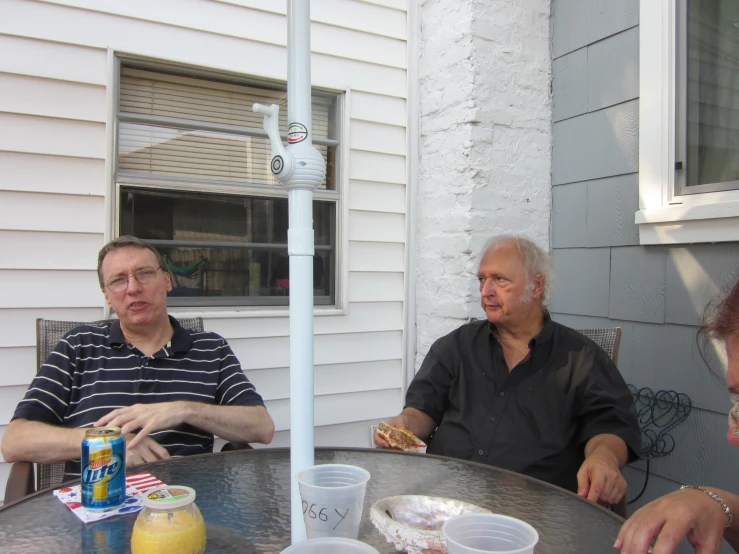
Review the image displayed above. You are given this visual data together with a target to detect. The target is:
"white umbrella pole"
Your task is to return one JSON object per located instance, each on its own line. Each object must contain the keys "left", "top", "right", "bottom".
{"left": 253, "top": 0, "right": 325, "bottom": 544}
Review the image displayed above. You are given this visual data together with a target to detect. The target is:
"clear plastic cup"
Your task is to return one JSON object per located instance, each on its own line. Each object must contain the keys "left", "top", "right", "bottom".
{"left": 280, "top": 537, "right": 380, "bottom": 553}
{"left": 442, "top": 513, "right": 539, "bottom": 554}
{"left": 296, "top": 464, "right": 371, "bottom": 539}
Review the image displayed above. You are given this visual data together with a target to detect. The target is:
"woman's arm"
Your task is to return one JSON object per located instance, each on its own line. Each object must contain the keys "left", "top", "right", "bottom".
{"left": 615, "top": 486, "right": 739, "bottom": 554}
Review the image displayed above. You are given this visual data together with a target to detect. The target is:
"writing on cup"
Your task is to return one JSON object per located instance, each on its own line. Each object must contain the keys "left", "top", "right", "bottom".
{"left": 296, "top": 463, "right": 371, "bottom": 539}
{"left": 301, "top": 501, "right": 350, "bottom": 531}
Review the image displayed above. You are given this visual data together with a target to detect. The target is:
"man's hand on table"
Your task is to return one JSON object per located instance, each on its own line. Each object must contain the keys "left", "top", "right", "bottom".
{"left": 578, "top": 434, "right": 629, "bottom": 505}
{"left": 125, "top": 433, "right": 170, "bottom": 466}
{"left": 577, "top": 451, "right": 626, "bottom": 505}
{"left": 95, "top": 401, "right": 192, "bottom": 450}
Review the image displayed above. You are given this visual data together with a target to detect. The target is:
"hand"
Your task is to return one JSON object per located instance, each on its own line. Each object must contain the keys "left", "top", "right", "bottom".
{"left": 94, "top": 402, "right": 192, "bottom": 450}
{"left": 577, "top": 451, "right": 626, "bottom": 505}
{"left": 373, "top": 415, "right": 410, "bottom": 449}
{"left": 615, "top": 488, "right": 728, "bottom": 554}
{"left": 124, "top": 434, "right": 171, "bottom": 466}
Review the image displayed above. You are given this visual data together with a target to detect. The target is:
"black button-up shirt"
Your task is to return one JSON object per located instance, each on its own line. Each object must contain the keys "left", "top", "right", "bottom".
{"left": 405, "top": 316, "right": 640, "bottom": 493}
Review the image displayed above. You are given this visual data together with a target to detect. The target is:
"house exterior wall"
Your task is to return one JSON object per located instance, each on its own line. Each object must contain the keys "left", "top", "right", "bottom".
{"left": 415, "top": 0, "right": 552, "bottom": 367}
{"left": 0, "top": 0, "right": 409, "bottom": 502}
{"left": 551, "top": 1, "right": 739, "bottom": 550}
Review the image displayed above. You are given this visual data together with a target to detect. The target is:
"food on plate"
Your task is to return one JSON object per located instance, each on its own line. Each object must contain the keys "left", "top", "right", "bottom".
{"left": 370, "top": 495, "right": 491, "bottom": 554}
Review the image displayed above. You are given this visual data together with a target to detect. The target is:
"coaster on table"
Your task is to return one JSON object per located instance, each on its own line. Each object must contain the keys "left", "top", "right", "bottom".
{"left": 53, "top": 472, "right": 166, "bottom": 523}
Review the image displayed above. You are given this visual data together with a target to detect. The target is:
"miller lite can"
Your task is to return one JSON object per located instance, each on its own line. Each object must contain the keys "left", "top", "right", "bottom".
{"left": 81, "top": 427, "right": 126, "bottom": 510}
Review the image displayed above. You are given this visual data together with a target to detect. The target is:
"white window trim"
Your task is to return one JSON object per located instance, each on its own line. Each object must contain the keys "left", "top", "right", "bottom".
{"left": 637, "top": 0, "right": 739, "bottom": 245}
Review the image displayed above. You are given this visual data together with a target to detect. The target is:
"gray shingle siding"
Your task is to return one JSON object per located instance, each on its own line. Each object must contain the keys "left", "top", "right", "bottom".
{"left": 550, "top": 2, "right": 739, "bottom": 551}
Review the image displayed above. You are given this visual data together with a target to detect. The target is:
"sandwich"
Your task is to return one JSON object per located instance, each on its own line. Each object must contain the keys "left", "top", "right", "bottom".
{"left": 376, "top": 422, "right": 426, "bottom": 453}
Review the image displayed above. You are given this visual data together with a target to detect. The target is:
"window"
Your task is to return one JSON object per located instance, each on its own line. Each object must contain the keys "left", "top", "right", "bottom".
{"left": 637, "top": 0, "right": 739, "bottom": 244}
{"left": 115, "top": 61, "right": 341, "bottom": 306}
{"left": 676, "top": 0, "right": 739, "bottom": 195}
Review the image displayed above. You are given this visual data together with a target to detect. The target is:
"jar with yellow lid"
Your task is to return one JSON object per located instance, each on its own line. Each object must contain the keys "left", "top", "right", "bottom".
{"left": 131, "top": 485, "right": 206, "bottom": 554}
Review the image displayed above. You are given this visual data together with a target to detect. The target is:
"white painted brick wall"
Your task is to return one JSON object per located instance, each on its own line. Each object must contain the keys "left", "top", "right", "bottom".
{"left": 415, "top": 0, "right": 553, "bottom": 369}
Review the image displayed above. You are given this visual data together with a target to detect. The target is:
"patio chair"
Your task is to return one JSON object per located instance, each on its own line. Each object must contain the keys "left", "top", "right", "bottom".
{"left": 4, "top": 316, "right": 250, "bottom": 505}
{"left": 576, "top": 327, "right": 628, "bottom": 517}
{"left": 577, "top": 327, "right": 622, "bottom": 366}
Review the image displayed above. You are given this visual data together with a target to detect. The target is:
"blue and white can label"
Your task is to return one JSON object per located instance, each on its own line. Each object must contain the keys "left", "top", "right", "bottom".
{"left": 81, "top": 427, "right": 126, "bottom": 510}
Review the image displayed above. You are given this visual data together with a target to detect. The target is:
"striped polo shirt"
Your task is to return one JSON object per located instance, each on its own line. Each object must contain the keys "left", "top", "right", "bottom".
{"left": 12, "top": 316, "right": 265, "bottom": 480}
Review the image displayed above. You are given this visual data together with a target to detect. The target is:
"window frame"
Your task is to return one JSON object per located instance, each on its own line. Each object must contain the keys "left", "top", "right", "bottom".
{"left": 637, "top": 0, "right": 739, "bottom": 245}
{"left": 111, "top": 56, "right": 346, "bottom": 311}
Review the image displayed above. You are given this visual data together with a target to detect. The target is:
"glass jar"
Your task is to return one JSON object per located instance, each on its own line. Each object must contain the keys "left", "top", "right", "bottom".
{"left": 131, "top": 485, "right": 206, "bottom": 554}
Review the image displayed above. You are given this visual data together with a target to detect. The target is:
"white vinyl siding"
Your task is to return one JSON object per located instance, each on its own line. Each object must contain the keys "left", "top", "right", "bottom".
{"left": 0, "top": 308, "right": 105, "bottom": 348}
{"left": 0, "top": 151, "right": 105, "bottom": 196}
{"left": 0, "top": 0, "right": 408, "bottom": 503}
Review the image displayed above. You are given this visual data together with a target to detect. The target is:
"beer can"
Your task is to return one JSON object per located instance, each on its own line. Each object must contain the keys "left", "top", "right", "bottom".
{"left": 81, "top": 517, "right": 128, "bottom": 552}
{"left": 81, "top": 427, "right": 126, "bottom": 510}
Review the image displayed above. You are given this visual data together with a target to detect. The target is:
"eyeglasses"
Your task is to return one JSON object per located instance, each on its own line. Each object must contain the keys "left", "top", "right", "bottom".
{"left": 105, "top": 268, "right": 162, "bottom": 292}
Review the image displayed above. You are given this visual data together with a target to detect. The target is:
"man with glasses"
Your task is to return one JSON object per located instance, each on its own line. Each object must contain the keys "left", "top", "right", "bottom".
{"left": 2, "top": 236, "right": 275, "bottom": 481}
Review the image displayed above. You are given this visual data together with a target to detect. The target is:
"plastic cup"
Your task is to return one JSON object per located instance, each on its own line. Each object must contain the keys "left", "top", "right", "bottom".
{"left": 442, "top": 513, "right": 539, "bottom": 554}
{"left": 296, "top": 464, "right": 371, "bottom": 539}
{"left": 280, "top": 537, "right": 380, "bottom": 553}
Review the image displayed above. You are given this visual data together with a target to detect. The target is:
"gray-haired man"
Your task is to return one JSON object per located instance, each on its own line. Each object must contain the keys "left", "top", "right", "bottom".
{"left": 376, "top": 235, "right": 640, "bottom": 506}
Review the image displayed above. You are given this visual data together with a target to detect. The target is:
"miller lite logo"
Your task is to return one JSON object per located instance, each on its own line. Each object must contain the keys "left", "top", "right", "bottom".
{"left": 82, "top": 455, "right": 123, "bottom": 485}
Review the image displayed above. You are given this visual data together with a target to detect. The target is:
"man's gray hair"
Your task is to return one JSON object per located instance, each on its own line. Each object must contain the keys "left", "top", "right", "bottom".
{"left": 479, "top": 235, "right": 554, "bottom": 308}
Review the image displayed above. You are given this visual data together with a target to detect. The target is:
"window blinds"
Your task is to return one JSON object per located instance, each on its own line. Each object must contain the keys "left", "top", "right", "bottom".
{"left": 117, "top": 67, "right": 332, "bottom": 187}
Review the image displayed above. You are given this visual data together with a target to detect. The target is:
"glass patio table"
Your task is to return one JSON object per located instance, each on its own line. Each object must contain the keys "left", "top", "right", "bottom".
{"left": 0, "top": 447, "right": 624, "bottom": 553}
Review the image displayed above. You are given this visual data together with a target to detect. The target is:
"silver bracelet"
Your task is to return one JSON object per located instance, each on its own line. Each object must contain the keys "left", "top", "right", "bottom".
{"left": 680, "top": 485, "right": 734, "bottom": 528}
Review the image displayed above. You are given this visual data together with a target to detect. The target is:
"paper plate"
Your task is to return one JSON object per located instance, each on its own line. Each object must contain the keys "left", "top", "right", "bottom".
{"left": 370, "top": 495, "right": 491, "bottom": 554}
